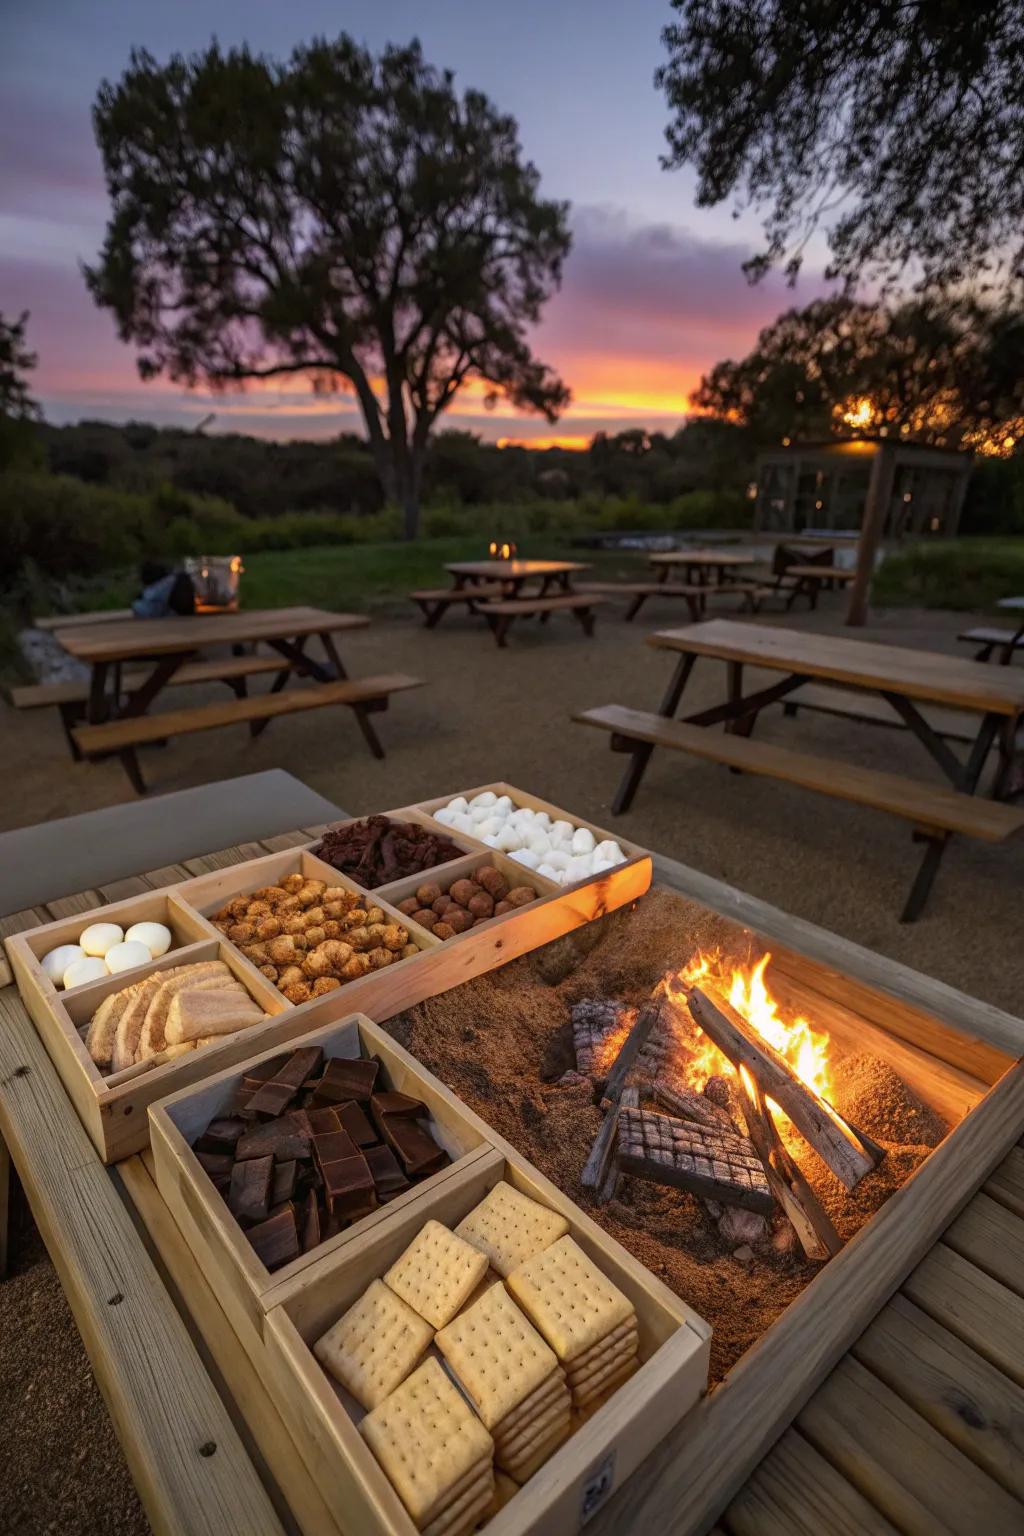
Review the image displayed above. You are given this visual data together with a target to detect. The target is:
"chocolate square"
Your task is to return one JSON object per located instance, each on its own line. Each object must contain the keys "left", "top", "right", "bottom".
{"left": 228, "top": 1155, "right": 273, "bottom": 1223}
{"left": 364, "top": 1143, "right": 410, "bottom": 1197}
{"left": 310, "top": 1057, "right": 380, "bottom": 1106}
{"left": 248, "top": 1206, "right": 300, "bottom": 1271}
{"left": 337, "top": 1100, "right": 377, "bottom": 1148}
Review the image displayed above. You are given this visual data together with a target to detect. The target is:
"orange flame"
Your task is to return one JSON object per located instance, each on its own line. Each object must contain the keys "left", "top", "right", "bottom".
{"left": 665, "top": 951, "right": 833, "bottom": 1113}
{"left": 488, "top": 540, "right": 517, "bottom": 559}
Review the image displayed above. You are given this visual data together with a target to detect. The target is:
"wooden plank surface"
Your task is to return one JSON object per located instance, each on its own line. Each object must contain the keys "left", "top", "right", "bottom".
{"left": 0, "top": 907, "right": 49, "bottom": 987}
{"left": 852, "top": 1293, "right": 1024, "bottom": 1498}
{"left": 121, "top": 1151, "right": 342, "bottom": 1536}
{"left": 797, "top": 1356, "right": 1023, "bottom": 1534}
{"left": 902, "top": 1242, "right": 1024, "bottom": 1387}
{"left": 575, "top": 704, "right": 1024, "bottom": 840}
{"left": 45, "top": 889, "right": 104, "bottom": 919}
{"left": 648, "top": 550, "right": 754, "bottom": 567}
{"left": 943, "top": 1190, "right": 1024, "bottom": 1295}
{"left": 74, "top": 674, "right": 422, "bottom": 753}
{"left": 984, "top": 1142, "right": 1024, "bottom": 1217}
{"left": 56, "top": 606, "right": 370, "bottom": 663}
{"left": 648, "top": 619, "right": 1024, "bottom": 714}
{"left": 444, "top": 559, "right": 588, "bottom": 578}
{"left": 725, "top": 1426, "right": 899, "bottom": 1536}
{"left": 785, "top": 682, "right": 981, "bottom": 743}
{"left": 0, "top": 988, "right": 284, "bottom": 1536}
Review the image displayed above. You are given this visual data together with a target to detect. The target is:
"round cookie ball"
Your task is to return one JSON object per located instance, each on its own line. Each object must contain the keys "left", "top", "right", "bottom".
{"left": 41, "top": 944, "right": 85, "bottom": 985}
{"left": 63, "top": 956, "right": 109, "bottom": 990}
{"left": 125, "top": 921, "right": 172, "bottom": 957}
{"left": 79, "top": 922, "right": 124, "bottom": 958}
{"left": 105, "top": 940, "right": 153, "bottom": 974}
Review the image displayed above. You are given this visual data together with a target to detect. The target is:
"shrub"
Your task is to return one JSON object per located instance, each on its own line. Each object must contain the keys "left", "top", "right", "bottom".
{"left": 873, "top": 539, "right": 1024, "bottom": 610}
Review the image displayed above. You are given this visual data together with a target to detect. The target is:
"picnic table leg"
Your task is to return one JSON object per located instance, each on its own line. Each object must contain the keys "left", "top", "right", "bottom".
{"left": 350, "top": 704, "right": 385, "bottom": 760}
{"left": 118, "top": 651, "right": 195, "bottom": 718}
{"left": 249, "top": 638, "right": 306, "bottom": 739}
{"left": 87, "top": 661, "right": 110, "bottom": 724}
{"left": 998, "top": 620, "right": 1024, "bottom": 665}
{"left": 725, "top": 662, "right": 757, "bottom": 739}
{"left": 611, "top": 653, "right": 696, "bottom": 814}
{"left": 901, "top": 833, "right": 950, "bottom": 923}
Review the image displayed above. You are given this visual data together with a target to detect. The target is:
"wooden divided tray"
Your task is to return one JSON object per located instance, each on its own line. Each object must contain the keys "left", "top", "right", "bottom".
{"left": 262, "top": 1148, "right": 710, "bottom": 1536}
{"left": 4, "top": 786, "right": 651, "bottom": 1161}
{"left": 149, "top": 1013, "right": 497, "bottom": 1345}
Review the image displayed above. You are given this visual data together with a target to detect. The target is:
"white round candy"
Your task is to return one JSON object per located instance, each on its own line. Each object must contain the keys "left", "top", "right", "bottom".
{"left": 64, "top": 956, "right": 109, "bottom": 990}
{"left": 105, "top": 940, "right": 153, "bottom": 974}
{"left": 447, "top": 796, "right": 469, "bottom": 814}
{"left": 571, "top": 826, "right": 596, "bottom": 855}
{"left": 42, "top": 944, "right": 84, "bottom": 985}
{"left": 470, "top": 791, "right": 497, "bottom": 808}
{"left": 126, "top": 921, "right": 171, "bottom": 958}
{"left": 510, "top": 847, "right": 540, "bottom": 870}
{"left": 79, "top": 922, "right": 124, "bottom": 957}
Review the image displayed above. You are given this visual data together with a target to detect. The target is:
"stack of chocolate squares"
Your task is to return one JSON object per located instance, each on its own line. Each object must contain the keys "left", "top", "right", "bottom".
{"left": 191, "top": 1045, "right": 450, "bottom": 1271}
{"left": 506, "top": 1234, "right": 639, "bottom": 1412}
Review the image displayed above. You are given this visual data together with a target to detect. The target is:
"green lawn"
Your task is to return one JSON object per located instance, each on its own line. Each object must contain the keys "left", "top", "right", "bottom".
{"left": 39, "top": 537, "right": 656, "bottom": 619}
{"left": 873, "top": 536, "right": 1024, "bottom": 611}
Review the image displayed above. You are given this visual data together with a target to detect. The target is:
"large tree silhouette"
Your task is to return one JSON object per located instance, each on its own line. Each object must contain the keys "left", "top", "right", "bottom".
{"left": 86, "top": 36, "right": 571, "bottom": 536}
{"left": 658, "top": 2, "right": 1024, "bottom": 293}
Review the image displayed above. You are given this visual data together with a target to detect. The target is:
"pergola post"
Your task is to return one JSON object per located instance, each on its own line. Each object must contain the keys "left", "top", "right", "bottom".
{"left": 846, "top": 441, "right": 896, "bottom": 626}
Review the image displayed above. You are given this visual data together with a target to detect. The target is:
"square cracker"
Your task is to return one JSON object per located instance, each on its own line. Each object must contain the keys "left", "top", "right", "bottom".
{"left": 506, "top": 1235, "right": 634, "bottom": 1363}
{"left": 455, "top": 1181, "right": 568, "bottom": 1278}
{"left": 496, "top": 1394, "right": 571, "bottom": 1460}
{"left": 503, "top": 1419, "right": 572, "bottom": 1483}
{"left": 573, "top": 1355, "right": 639, "bottom": 1409}
{"left": 436, "top": 1283, "right": 557, "bottom": 1429}
{"left": 566, "top": 1316, "right": 637, "bottom": 1372}
{"left": 567, "top": 1326, "right": 639, "bottom": 1386}
{"left": 421, "top": 1471, "right": 494, "bottom": 1536}
{"left": 384, "top": 1221, "right": 488, "bottom": 1330}
{"left": 314, "top": 1278, "right": 433, "bottom": 1411}
{"left": 360, "top": 1357, "right": 494, "bottom": 1525}
{"left": 494, "top": 1370, "right": 567, "bottom": 1438}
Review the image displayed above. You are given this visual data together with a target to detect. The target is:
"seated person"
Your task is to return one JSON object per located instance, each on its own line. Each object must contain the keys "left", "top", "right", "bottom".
{"left": 132, "top": 561, "right": 196, "bottom": 619}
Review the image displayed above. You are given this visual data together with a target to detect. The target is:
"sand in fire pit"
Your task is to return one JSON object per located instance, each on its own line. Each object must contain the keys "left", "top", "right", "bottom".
{"left": 385, "top": 889, "right": 950, "bottom": 1385}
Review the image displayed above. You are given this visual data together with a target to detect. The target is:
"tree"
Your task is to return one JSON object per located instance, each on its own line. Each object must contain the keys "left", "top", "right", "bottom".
{"left": 86, "top": 36, "right": 571, "bottom": 537}
{"left": 657, "top": 2, "right": 1024, "bottom": 293}
{"left": 0, "top": 311, "right": 42, "bottom": 471}
{"left": 693, "top": 295, "right": 1024, "bottom": 453}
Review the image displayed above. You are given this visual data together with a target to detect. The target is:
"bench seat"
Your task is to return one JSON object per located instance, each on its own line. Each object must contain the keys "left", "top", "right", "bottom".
{"left": 409, "top": 584, "right": 504, "bottom": 626}
{"left": 958, "top": 627, "right": 1024, "bottom": 662}
{"left": 10, "top": 654, "right": 287, "bottom": 710}
{"left": 575, "top": 704, "right": 1024, "bottom": 840}
{"left": 73, "top": 673, "right": 424, "bottom": 793}
{"left": 480, "top": 592, "right": 605, "bottom": 646}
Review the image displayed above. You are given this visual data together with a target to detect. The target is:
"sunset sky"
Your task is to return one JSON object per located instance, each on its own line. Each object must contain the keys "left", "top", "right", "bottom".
{"left": 3, "top": 0, "right": 828, "bottom": 445}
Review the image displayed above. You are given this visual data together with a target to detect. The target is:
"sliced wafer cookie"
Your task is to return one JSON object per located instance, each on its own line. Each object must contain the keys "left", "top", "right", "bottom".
{"left": 564, "top": 1315, "right": 637, "bottom": 1372}
{"left": 573, "top": 1354, "right": 639, "bottom": 1409}
{"left": 454, "top": 1180, "right": 568, "bottom": 1278}
{"left": 506, "top": 1235, "right": 635, "bottom": 1364}
{"left": 313, "top": 1278, "right": 433, "bottom": 1410}
{"left": 359, "top": 1357, "right": 493, "bottom": 1527}
{"left": 435, "top": 1282, "right": 557, "bottom": 1429}
{"left": 421, "top": 1471, "right": 494, "bottom": 1536}
{"left": 384, "top": 1221, "right": 488, "bottom": 1330}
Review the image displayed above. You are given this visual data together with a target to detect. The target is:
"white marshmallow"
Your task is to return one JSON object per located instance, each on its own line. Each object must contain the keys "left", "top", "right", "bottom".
{"left": 469, "top": 805, "right": 492, "bottom": 823}
{"left": 433, "top": 807, "right": 456, "bottom": 826}
{"left": 536, "top": 862, "right": 560, "bottom": 881}
{"left": 532, "top": 811, "right": 552, "bottom": 829}
{"left": 510, "top": 848, "right": 540, "bottom": 871}
{"left": 63, "top": 956, "right": 109, "bottom": 990}
{"left": 566, "top": 855, "right": 594, "bottom": 883}
{"left": 447, "top": 796, "right": 469, "bottom": 814}
{"left": 594, "top": 839, "right": 625, "bottom": 865}
{"left": 571, "top": 826, "right": 596, "bottom": 855}
{"left": 496, "top": 825, "right": 524, "bottom": 852}
{"left": 552, "top": 819, "right": 574, "bottom": 841}
{"left": 470, "top": 791, "right": 497, "bottom": 808}
{"left": 41, "top": 944, "right": 84, "bottom": 985}
{"left": 493, "top": 796, "right": 513, "bottom": 816}
{"left": 453, "top": 814, "right": 476, "bottom": 835}
{"left": 476, "top": 816, "right": 501, "bottom": 837}
{"left": 481, "top": 833, "right": 502, "bottom": 848}
{"left": 544, "top": 850, "right": 570, "bottom": 871}
{"left": 126, "top": 921, "right": 171, "bottom": 958}
{"left": 79, "top": 922, "right": 124, "bottom": 958}
{"left": 528, "top": 833, "right": 552, "bottom": 858}
{"left": 105, "top": 940, "right": 153, "bottom": 974}
{"left": 592, "top": 857, "right": 615, "bottom": 874}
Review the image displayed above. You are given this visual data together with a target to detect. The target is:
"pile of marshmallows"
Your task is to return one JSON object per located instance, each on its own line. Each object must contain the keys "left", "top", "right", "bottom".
{"left": 432, "top": 792, "right": 626, "bottom": 887}
{"left": 41, "top": 920, "right": 173, "bottom": 991}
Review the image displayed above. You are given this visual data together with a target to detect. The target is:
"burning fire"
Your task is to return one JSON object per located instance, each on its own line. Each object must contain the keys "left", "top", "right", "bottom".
{"left": 665, "top": 951, "right": 834, "bottom": 1116}
{"left": 488, "top": 540, "right": 517, "bottom": 559}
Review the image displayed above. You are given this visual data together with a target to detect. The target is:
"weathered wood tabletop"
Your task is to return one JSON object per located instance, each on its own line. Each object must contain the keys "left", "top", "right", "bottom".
{"left": 1, "top": 826, "right": 1023, "bottom": 1535}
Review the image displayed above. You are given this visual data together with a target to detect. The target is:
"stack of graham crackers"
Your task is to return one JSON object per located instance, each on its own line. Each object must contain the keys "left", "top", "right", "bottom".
{"left": 313, "top": 1181, "right": 639, "bottom": 1533}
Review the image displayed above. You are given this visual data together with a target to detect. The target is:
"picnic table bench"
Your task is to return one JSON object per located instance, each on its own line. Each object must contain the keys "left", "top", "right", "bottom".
{"left": 409, "top": 583, "right": 504, "bottom": 626}
{"left": 2, "top": 811, "right": 1022, "bottom": 1536}
{"left": 480, "top": 591, "right": 606, "bottom": 646}
{"left": 576, "top": 619, "right": 1024, "bottom": 921}
{"left": 648, "top": 549, "right": 755, "bottom": 586}
{"left": 44, "top": 606, "right": 422, "bottom": 793}
{"left": 781, "top": 563, "right": 857, "bottom": 610}
{"left": 960, "top": 598, "right": 1024, "bottom": 666}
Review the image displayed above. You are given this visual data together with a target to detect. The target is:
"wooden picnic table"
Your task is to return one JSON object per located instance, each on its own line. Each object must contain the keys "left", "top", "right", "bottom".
{"left": 992, "top": 596, "right": 1024, "bottom": 663}
{"left": 781, "top": 562, "right": 857, "bottom": 609}
{"left": 648, "top": 549, "right": 756, "bottom": 587}
{"left": 443, "top": 558, "right": 590, "bottom": 597}
{"left": 55, "top": 605, "right": 371, "bottom": 725}
{"left": 1, "top": 817, "right": 1022, "bottom": 1536}
{"left": 578, "top": 619, "right": 1024, "bottom": 920}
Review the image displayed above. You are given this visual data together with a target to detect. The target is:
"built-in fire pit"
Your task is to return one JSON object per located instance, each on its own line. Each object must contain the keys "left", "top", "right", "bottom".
{"left": 384, "top": 887, "right": 964, "bottom": 1383}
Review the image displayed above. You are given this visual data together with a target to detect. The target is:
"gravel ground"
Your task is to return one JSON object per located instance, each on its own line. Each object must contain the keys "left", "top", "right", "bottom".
{"left": 2, "top": 592, "right": 1023, "bottom": 1532}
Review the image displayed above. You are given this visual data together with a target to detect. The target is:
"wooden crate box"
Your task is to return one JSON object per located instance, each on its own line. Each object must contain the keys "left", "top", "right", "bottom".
{"left": 263, "top": 1149, "right": 711, "bottom": 1536}
{"left": 148, "top": 1012, "right": 496, "bottom": 1346}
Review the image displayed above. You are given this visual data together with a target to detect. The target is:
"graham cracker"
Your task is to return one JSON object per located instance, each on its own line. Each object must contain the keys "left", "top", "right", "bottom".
{"left": 360, "top": 1358, "right": 494, "bottom": 1526}
{"left": 454, "top": 1180, "right": 569, "bottom": 1278}
{"left": 436, "top": 1283, "right": 557, "bottom": 1429}
{"left": 506, "top": 1235, "right": 635, "bottom": 1363}
{"left": 313, "top": 1278, "right": 433, "bottom": 1411}
{"left": 384, "top": 1221, "right": 489, "bottom": 1331}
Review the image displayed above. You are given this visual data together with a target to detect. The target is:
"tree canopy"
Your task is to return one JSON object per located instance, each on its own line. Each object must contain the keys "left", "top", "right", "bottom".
{"left": 86, "top": 35, "right": 571, "bottom": 536}
{"left": 0, "top": 310, "right": 41, "bottom": 470}
{"left": 694, "top": 295, "right": 1024, "bottom": 455}
{"left": 657, "top": 2, "right": 1024, "bottom": 293}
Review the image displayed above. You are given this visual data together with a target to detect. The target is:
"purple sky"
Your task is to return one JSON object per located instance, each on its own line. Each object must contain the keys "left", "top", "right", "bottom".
{"left": 2, "top": 0, "right": 828, "bottom": 443}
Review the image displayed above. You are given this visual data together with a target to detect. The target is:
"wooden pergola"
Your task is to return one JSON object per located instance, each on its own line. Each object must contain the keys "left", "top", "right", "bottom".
{"left": 753, "top": 437, "right": 974, "bottom": 624}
